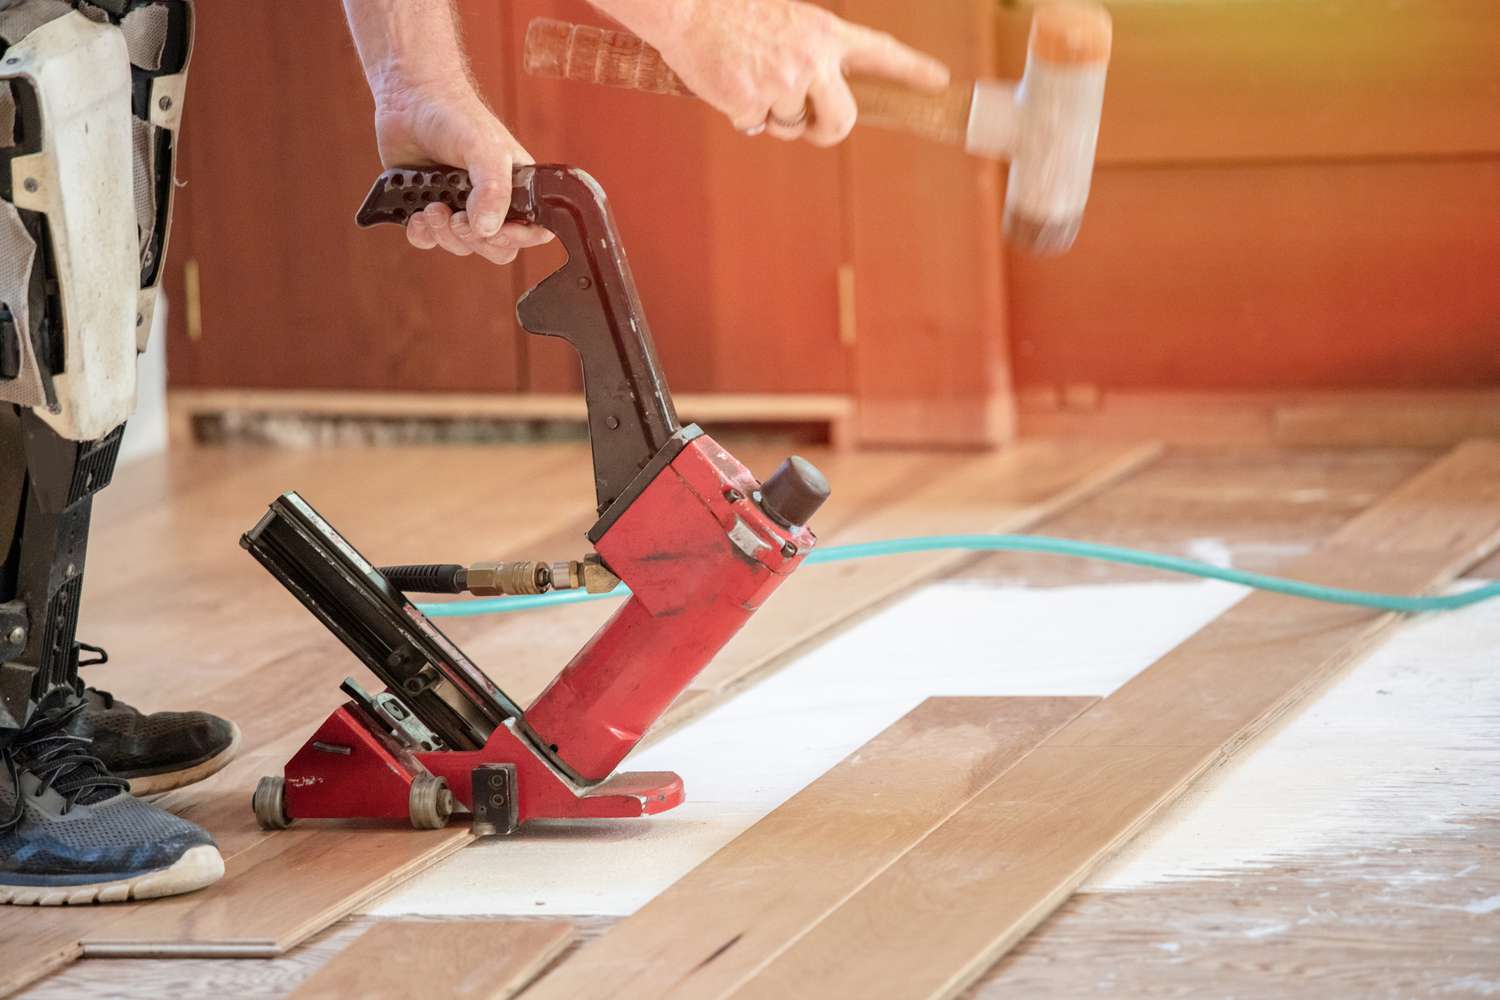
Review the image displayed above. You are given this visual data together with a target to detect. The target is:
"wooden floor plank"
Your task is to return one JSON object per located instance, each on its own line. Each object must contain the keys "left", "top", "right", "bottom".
{"left": 526, "top": 697, "right": 1095, "bottom": 1000}
{"left": 0, "top": 925, "right": 81, "bottom": 999}
{"left": 16, "top": 439, "right": 1155, "bottom": 978}
{"left": 84, "top": 827, "right": 474, "bottom": 958}
{"left": 33, "top": 444, "right": 1495, "bottom": 1000}
{"left": 727, "top": 440, "right": 1500, "bottom": 1000}
{"left": 288, "top": 919, "right": 573, "bottom": 999}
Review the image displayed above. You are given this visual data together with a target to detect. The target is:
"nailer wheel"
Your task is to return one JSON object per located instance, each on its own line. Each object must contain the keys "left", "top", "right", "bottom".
{"left": 408, "top": 773, "right": 455, "bottom": 830}
{"left": 253, "top": 775, "right": 293, "bottom": 830}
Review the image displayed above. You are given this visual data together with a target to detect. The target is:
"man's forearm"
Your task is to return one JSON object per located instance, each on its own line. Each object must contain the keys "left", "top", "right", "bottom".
{"left": 342, "top": 0, "right": 474, "bottom": 103}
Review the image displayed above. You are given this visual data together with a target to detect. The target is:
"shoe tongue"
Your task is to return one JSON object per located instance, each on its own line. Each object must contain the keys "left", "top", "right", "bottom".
{"left": 16, "top": 694, "right": 126, "bottom": 807}
{"left": 13, "top": 744, "right": 120, "bottom": 806}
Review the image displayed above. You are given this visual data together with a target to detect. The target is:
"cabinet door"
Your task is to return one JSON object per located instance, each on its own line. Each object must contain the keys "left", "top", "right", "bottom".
{"left": 166, "top": 3, "right": 525, "bottom": 393}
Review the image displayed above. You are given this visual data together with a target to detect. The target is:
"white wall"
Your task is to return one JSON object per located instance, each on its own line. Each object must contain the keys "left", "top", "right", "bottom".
{"left": 118, "top": 290, "right": 168, "bottom": 464}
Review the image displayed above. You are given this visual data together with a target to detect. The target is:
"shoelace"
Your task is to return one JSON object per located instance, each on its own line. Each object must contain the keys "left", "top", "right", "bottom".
{"left": 76, "top": 641, "right": 116, "bottom": 709}
{"left": 0, "top": 700, "right": 128, "bottom": 833}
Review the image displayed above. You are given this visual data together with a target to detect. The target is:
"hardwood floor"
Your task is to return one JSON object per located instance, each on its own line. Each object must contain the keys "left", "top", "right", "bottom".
{"left": 8, "top": 436, "right": 1150, "bottom": 993}
{"left": 16, "top": 439, "right": 1499, "bottom": 998}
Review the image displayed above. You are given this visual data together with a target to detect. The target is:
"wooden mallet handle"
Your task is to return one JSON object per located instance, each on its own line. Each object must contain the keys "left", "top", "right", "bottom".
{"left": 523, "top": 18, "right": 974, "bottom": 148}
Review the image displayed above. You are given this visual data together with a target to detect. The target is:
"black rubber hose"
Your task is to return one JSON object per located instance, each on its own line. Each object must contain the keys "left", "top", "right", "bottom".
{"left": 378, "top": 564, "right": 468, "bottom": 595}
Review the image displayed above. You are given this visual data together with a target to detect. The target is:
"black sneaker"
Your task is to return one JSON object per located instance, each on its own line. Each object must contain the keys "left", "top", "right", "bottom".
{"left": 0, "top": 695, "right": 224, "bottom": 904}
{"left": 70, "top": 643, "right": 242, "bottom": 795}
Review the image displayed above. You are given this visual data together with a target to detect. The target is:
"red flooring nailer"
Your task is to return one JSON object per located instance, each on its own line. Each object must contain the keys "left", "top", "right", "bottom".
{"left": 243, "top": 165, "right": 829, "bottom": 834}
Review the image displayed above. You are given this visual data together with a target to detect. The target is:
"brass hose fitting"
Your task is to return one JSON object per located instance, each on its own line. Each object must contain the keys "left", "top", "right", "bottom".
{"left": 466, "top": 561, "right": 551, "bottom": 597}
{"left": 462, "top": 556, "right": 620, "bottom": 597}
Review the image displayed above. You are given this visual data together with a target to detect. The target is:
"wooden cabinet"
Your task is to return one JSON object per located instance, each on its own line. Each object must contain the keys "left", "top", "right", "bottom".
{"left": 164, "top": 1, "right": 1010, "bottom": 446}
{"left": 166, "top": 3, "right": 527, "bottom": 394}
{"left": 1003, "top": 0, "right": 1500, "bottom": 395}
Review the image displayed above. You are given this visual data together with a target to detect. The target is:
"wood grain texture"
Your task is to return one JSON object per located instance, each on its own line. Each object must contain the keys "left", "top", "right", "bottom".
{"left": 970, "top": 814, "right": 1500, "bottom": 998}
{"left": 0, "top": 438, "right": 1153, "bottom": 978}
{"left": 32, "top": 446, "right": 1497, "bottom": 1000}
{"left": 729, "top": 440, "right": 1500, "bottom": 1000}
{"left": 956, "top": 446, "right": 1436, "bottom": 585}
{"left": 82, "top": 828, "right": 474, "bottom": 958}
{"left": 0, "top": 924, "right": 80, "bottom": 999}
{"left": 289, "top": 919, "right": 572, "bottom": 1000}
{"left": 526, "top": 697, "right": 1095, "bottom": 1000}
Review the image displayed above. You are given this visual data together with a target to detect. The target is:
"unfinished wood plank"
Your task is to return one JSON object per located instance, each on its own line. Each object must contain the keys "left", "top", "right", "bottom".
{"left": 289, "top": 920, "right": 572, "bottom": 1000}
{"left": 83, "top": 827, "right": 472, "bottom": 958}
{"left": 526, "top": 697, "right": 1093, "bottom": 1000}
{"left": 0, "top": 922, "right": 81, "bottom": 999}
{"left": 70, "top": 441, "right": 1151, "bottom": 964}
{"left": 730, "top": 440, "right": 1500, "bottom": 1000}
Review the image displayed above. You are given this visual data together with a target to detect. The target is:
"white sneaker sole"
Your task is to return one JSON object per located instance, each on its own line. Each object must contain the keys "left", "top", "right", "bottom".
{"left": 0, "top": 844, "right": 224, "bottom": 905}
{"left": 127, "top": 723, "right": 243, "bottom": 797}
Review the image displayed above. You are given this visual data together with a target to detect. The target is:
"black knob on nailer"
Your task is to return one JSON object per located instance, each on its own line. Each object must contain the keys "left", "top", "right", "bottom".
{"left": 759, "top": 456, "right": 831, "bottom": 528}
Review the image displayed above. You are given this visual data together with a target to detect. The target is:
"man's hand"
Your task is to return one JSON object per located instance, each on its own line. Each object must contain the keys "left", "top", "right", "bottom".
{"left": 343, "top": 0, "right": 551, "bottom": 265}
{"left": 595, "top": 0, "right": 950, "bottom": 146}
{"left": 373, "top": 84, "right": 553, "bottom": 264}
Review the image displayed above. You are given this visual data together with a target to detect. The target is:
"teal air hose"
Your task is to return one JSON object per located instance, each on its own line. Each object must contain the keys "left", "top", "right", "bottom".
{"left": 416, "top": 533, "right": 1500, "bottom": 619}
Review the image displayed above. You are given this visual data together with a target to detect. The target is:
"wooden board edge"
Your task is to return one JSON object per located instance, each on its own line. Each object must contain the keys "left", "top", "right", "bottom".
{"left": 933, "top": 602, "right": 1446, "bottom": 999}
{"left": 78, "top": 829, "right": 476, "bottom": 959}
{"left": 0, "top": 937, "right": 81, "bottom": 999}
{"left": 287, "top": 919, "right": 574, "bottom": 1000}
{"left": 526, "top": 697, "right": 1098, "bottom": 1000}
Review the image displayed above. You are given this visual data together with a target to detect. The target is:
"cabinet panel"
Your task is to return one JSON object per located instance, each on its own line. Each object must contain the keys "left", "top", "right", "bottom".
{"left": 1010, "top": 160, "right": 1500, "bottom": 391}
{"left": 167, "top": 3, "right": 524, "bottom": 392}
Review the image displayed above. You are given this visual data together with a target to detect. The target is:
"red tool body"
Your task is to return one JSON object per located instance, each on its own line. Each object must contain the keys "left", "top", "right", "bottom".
{"left": 244, "top": 166, "right": 827, "bottom": 833}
